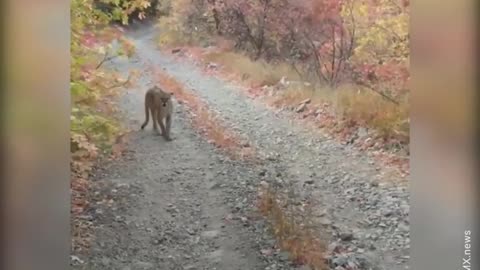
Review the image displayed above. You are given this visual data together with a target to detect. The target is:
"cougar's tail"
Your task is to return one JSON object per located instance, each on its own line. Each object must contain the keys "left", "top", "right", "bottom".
{"left": 140, "top": 94, "right": 150, "bottom": 130}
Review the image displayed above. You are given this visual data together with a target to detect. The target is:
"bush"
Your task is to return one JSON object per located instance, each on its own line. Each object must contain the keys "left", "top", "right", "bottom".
{"left": 93, "top": 0, "right": 160, "bottom": 24}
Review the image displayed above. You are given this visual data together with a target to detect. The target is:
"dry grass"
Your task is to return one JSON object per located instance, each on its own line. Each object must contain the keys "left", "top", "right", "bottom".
{"left": 258, "top": 185, "right": 327, "bottom": 270}
{"left": 156, "top": 19, "right": 215, "bottom": 49}
{"left": 270, "top": 84, "right": 409, "bottom": 143}
{"left": 197, "top": 49, "right": 409, "bottom": 144}
{"left": 152, "top": 67, "right": 256, "bottom": 161}
{"left": 335, "top": 86, "right": 409, "bottom": 143}
{"left": 155, "top": 12, "right": 194, "bottom": 48}
{"left": 203, "top": 51, "right": 301, "bottom": 87}
{"left": 156, "top": 28, "right": 196, "bottom": 48}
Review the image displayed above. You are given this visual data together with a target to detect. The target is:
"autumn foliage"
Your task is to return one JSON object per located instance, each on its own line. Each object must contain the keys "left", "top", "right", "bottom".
{"left": 159, "top": 0, "right": 408, "bottom": 88}
{"left": 157, "top": 0, "right": 410, "bottom": 148}
{"left": 71, "top": 0, "right": 151, "bottom": 253}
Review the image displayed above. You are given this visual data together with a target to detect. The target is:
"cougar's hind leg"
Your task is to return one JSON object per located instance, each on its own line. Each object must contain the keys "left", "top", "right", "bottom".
{"left": 152, "top": 108, "right": 160, "bottom": 135}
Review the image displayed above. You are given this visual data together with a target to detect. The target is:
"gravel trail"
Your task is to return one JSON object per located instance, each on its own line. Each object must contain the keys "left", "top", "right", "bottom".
{"left": 71, "top": 27, "right": 297, "bottom": 270}
{"left": 73, "top": 23, "right": 409, "bottom": 270}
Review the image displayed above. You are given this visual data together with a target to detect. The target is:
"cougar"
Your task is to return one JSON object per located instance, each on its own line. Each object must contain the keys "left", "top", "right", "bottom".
{"left": 140, "top": 85, "right": 173, "bottom": 141}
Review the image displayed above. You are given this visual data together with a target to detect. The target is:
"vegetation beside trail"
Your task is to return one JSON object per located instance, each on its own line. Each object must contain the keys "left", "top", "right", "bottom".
{"left": 156, "top": 0, "right": 410, "bottom": 154}
{"left": 71, "top": 0, "right": 154, "bottom": 253}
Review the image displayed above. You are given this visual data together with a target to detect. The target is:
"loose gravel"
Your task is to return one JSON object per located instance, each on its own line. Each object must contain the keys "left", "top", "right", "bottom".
{"left": 71, "top": 23, "right": 409, "bottom": 270}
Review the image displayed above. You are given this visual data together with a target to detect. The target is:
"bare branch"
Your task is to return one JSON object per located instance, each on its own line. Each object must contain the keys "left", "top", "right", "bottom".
{"left": 330, "top": 24, "right": 336, "bottom": 87}
{"left": 356, "top": 81, "right": 400, "bottom": 105}
{"left": 105, "top": 73, "right": 133, "bottom": 89}
{"left": 95, "top": 50, "right": 118, "bottom": 69}
{"left": 304, "top": 33, "right": 328, "bottom": 83}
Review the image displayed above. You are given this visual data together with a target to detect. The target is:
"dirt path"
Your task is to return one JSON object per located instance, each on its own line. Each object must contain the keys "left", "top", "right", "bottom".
{"left": 72, "top": 24, "right": 296, "bottom": 270}
{"left": 73, "top": 23, "right": 409, "bottom": 270}
{"left": 72, "top": 105, "right": 276, "bottom": 269}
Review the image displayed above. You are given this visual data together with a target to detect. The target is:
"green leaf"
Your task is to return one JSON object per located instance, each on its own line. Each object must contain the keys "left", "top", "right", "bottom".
{"left": 70, "top": 82, "right": 88, "bottom": 98}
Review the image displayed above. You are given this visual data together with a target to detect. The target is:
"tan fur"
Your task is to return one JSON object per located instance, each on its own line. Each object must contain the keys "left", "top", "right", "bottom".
{"left": 140, "top": 85, "right": 174, "bottom": 141}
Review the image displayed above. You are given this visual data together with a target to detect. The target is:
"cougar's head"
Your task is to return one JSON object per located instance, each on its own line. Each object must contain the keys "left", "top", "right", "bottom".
{"left": 160, "top": 92, "right": 174, "bottom": 107}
